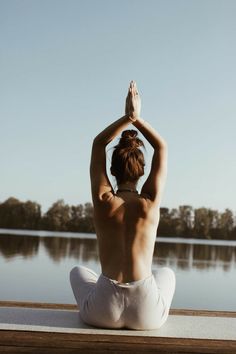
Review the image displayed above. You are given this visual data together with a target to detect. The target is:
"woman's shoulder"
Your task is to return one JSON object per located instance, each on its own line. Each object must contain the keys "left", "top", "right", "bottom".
{"left": 94, "top": 191, "right": 160, "bottom": 211}
{"left": 93, "top": 191, "right": 115, "bottom": 205}
{"left": 139, "top": 192, "right": 160, "bottom": 206}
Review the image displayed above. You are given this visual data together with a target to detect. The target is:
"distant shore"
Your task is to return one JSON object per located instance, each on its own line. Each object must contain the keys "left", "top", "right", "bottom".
{"left": 0, "top": 197, "right": 236, "bottom": 241}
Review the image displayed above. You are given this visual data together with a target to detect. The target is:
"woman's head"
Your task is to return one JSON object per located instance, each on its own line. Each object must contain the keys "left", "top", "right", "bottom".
{"left": 111, "top": 130, "right": 145, "bottom": 185}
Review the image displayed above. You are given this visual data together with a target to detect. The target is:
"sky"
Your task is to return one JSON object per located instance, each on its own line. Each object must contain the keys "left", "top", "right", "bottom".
{"left": 1, "top": 0, "right": 236, "bottom": 213}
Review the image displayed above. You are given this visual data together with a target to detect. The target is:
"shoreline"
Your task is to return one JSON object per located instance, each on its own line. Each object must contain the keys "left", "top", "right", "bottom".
{"left": 1, "top": 228, "right": 236, "bottom": 246}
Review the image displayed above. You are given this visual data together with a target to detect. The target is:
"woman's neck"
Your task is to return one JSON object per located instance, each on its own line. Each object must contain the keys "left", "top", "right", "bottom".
{"left": 117, "top": 182, "right": 138, "bottom": 193}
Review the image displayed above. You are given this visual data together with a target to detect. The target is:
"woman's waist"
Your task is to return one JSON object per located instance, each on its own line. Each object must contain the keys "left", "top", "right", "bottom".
{"left": 100, "top": 272, "right": 154, "bottom": 288}
{"left": 101, "top": 260, "right": 152, "bottom": 284}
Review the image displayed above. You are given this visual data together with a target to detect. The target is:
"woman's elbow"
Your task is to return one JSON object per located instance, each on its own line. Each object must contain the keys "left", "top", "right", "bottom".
{"left": 161, "top": 139, "right": 168, "bottom": 149}
{"left": 93, "top": 136, "right": 110, "bottom": 148}
{"left": 93, "top": 135, "right": 103, "bottom": 146}
{"left": 154, "top": 139, "right": 168, "bottom": 151}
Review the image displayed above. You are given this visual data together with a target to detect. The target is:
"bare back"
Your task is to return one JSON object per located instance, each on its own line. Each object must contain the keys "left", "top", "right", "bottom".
{"left": 93, "top": 192, "right": 160, "bottom": 283}
{"left": 90, "top": 82, "right": 167, "bottom": 283}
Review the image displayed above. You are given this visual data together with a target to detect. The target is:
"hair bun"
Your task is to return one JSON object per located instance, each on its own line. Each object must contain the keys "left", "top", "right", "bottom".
{"left": 118, "top": 130, "right": 144, "bottom": 151}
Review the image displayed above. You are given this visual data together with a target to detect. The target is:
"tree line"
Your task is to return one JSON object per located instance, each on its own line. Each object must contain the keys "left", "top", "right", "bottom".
{"left": 0, "top": 197, "right": 235, "bottom": 240}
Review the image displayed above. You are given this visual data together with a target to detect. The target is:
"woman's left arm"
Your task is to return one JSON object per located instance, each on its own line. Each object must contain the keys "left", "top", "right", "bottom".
{"left": 90, "top": 114, "right": 132, "bottom": 203}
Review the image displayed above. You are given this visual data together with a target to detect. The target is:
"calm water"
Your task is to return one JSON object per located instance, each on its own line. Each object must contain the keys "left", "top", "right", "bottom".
{"left": 0, "top": 229, "right": 236, "bottom": 311}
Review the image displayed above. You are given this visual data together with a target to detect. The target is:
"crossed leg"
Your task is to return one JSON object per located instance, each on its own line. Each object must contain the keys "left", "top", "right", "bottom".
{"left": 153, "top": 267, "right": 176, "bottom": 324}
{"left": 70, "top": 265, "right": 99, "bottom": 309}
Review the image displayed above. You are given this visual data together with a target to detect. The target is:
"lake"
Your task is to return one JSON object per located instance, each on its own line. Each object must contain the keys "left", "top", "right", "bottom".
{"left": 0, "top": 229, "right": 236, "bottom": 311}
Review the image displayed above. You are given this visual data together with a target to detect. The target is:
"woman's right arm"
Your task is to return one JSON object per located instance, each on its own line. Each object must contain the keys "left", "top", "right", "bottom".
{"left": 133, "top": 119, "right": 168, "bottom": 204}
{"left": 128, "top": 81, "right": 168, "bottom": 204}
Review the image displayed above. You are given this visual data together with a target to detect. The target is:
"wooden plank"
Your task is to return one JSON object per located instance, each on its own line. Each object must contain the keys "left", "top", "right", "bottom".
{"left": 0, "top": 301, "right": 76, "bottom": 310}
{"left": 0, "top": 330, "right": 236, "bottom": 354}
{"left": 170, "top": 309, "right": 236, "bottom": 318}
{"left": 1, "top": 301, "right": 235, "bottom": 353}
{"left": 0, "top": 300, "right": 236, "bottom": 318}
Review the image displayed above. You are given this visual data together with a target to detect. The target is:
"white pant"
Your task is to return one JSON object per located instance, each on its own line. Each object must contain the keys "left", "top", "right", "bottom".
{"left": 70, "top": 265, "right": 175, "bottom": 330}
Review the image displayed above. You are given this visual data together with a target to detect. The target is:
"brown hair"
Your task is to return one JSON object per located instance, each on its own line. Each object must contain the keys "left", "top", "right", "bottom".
{"left": 111, "top": 130, "right": 145, "bottom": 184}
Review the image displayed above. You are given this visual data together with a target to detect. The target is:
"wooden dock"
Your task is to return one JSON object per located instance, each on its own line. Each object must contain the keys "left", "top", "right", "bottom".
{"left": 0, "top": 301, "right": 236, "bottom": 353}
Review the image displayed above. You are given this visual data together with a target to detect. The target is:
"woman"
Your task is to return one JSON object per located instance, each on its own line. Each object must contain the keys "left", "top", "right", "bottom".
{"left": 70, "top": 81, "right": 175, "bottom": 330}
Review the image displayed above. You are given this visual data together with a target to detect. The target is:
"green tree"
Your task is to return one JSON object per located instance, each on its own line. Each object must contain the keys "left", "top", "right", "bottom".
{"left": 0, "top": 197, "right": 41, "bottom": 230}
{"left": 193, "top": 208, "right": 219, "bottom": 239}
{"left": 42, "top": 199, "right": 71, "bottom": 231}
{"left": 78, "top": 202, "right": 95, "bottom": 233}
{"left": 176, "top": 205, "right": 193, "bottom": 236}
{"left": 208, "top": 210, "right": 221, "bottom": 239}
{"left": 67, "top": 204, "right": 84, "bottom": 232}
{"left": 0, "top": 197, "right": 22, "bottom": 228}
{"left": 169, "top": 208, "right": 180, "bottom": 237}
{"left": 218, "top": 209, "right": 234, "bottom": 240}
{"left": 21, "top": 200, "right": 41, "bottom": 229}
{"left": 158, "top": 208, "right": 173, "bottom": 236}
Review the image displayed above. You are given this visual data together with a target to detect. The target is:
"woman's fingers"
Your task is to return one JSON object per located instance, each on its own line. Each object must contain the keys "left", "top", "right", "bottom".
{"left": 128, "top": 81, "right": 132, "bottom": 92}
{"left": 133, "top": 81, "right": 139, "bottom": 95}
{"left": 131, "top": 82, "right": 135, "bottom": 96}
{"left": 126, "top": 80, "right": 141, "bottom": 118}
{"left": 132, "top": 81, "right": 138, "bottom": 94}
{"left": 129, "top": 81, "right": 133, "bottom": 95}
{"left": 129, "top": 81, "right": 133, "bottom": 91}
{"left": 128, "top": 80, "right": 139, "bottom": 99}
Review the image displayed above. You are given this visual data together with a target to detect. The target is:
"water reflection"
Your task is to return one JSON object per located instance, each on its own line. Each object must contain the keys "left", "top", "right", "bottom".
{"left": 0, "top": 233, "right": 235, "bottom": 271}
{"left": 154, "top": 242, "right": 236, "bottom": 271}
{"left": 42, "top": 237, "right": 98, "bottom": 263}
{"left": 0, "top": 234, "right": 39, "bottom": 259}
{"left": 0, "top": 235, "right": 236, "bottom": 271}
{"left": 0, "top": 233, "right": 99, "bottom": 264}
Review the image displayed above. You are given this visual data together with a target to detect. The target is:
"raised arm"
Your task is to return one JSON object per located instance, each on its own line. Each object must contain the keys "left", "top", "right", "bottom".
{"left": 90, "top": 113, "right": 132, "bottom": 203}
{"left": 134, "top": 119, "right": 168, "bottom": 204}
{"left": 128, "top": 81, "right": 168, "bottom": 204}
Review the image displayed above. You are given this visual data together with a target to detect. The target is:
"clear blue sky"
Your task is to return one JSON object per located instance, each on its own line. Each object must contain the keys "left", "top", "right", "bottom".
{"left": 1, "top": 0, "right": 236, "bottom": 213}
